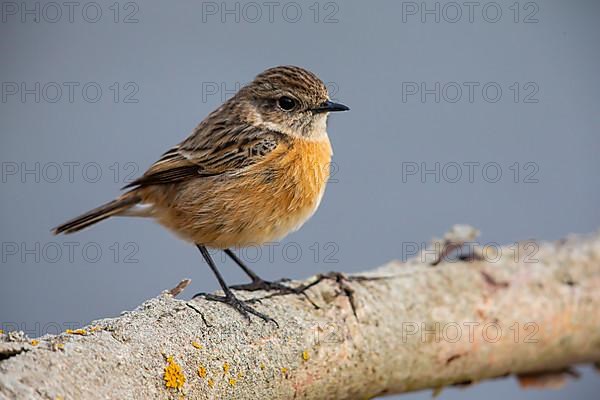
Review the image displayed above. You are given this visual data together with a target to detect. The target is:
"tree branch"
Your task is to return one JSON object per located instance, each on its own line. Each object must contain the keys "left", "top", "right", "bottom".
{"left": 1, "top": 226, "right": 600, "bottom": 399}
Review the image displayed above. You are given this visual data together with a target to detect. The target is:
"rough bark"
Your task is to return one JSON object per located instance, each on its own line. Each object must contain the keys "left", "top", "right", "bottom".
{"left": 1, "top": 226, "right": 599, "bottom": 399}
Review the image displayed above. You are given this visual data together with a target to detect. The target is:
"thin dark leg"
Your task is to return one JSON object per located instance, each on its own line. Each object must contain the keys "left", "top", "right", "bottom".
{"left": 224, "top": 248, "right": 261, "bottom": 281}
{"left": 198, "top": 246, "right": 230, "bottom": 292}
{"left": 224, "top": 248, "right": 295, "bottom": 292}
{"left": 192, "top": 245, "right": 277, "bottom": 324}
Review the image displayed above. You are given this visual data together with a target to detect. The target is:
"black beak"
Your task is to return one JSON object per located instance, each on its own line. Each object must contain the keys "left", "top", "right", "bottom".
{"left": 312, "top": 100, "right": 350, "bottom": 113}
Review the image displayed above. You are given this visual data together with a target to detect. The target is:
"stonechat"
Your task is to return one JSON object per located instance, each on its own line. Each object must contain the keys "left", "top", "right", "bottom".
{"left": 53, "top": 66, "right": 349, "bottom": 322}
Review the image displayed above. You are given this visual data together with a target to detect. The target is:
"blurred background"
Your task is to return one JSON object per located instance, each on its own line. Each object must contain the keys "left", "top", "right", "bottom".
{"left": 1, "top": 0, "right": 599, "bottom": 398}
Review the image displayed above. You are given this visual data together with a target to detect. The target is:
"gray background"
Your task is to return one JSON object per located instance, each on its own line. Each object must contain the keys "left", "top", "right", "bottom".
{"left": 1, "top": 0, "right": 599, "bottom": 398}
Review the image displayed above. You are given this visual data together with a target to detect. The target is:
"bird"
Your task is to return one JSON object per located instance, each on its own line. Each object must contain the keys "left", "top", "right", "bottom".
{"left": 53, "top": 65, "right": 349, "bottom": 322}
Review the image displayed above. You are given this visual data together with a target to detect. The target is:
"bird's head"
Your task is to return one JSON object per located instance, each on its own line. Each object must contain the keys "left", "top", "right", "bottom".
{"left": 235, "top": 65, "right": 349, "bottom": 139}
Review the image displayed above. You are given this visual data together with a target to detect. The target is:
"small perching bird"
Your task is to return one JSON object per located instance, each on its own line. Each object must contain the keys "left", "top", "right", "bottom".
{"left": 53, "top": 66, "right": 349, "bottom": 322}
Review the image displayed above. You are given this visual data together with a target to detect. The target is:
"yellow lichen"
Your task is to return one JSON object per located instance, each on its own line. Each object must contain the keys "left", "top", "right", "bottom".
{"left": 302, "top": 350, "right": 310, "bottom": 361}
{"left": 259, "top": 362, "right": 265, "bottom": 370}
{"left": 222, "top": 362, "right": 230, "bottom": 374}
{"left": 207, "top": 378, "right": 215, "bottom": 388}
{"left": 31, "top": 339, "right": 39, "bottom": 346}
{"left": 89, "top": 326, "right": 101, "bottom": 332}
{"left": 281, "top": 367, "right": 288, "bottom": 375}
{"left": 164, "top": 356, "right": 186, "bottom": 389}
{"left": 66, "top": 328, "right": 87, "bottom": 335}
{"left": 56, "top": 343, "right": 65, "bottom": 350}
{"left": 228, "top": 378, "right": 237, "bottom": 386}
{"left": 0, "top": 329, "right": 4, "bottom": 334}
{"left": 198, "top": 365, "right": 207, "bottom": 379}
{"left": 191, "top": 341, "right": 203, "bottom": 349}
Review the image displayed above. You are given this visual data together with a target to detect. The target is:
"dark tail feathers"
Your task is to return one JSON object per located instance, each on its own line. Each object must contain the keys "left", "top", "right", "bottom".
{"left": 52, "top": 193, "right": 140, "bottom": 235}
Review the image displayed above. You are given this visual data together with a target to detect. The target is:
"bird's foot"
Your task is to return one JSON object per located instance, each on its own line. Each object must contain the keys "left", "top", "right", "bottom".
{"left": 231, "top": 277, "right": 323, "bottom": 309}
{"left": 192, "top": 291, "right": 278, "bottom": 326}
{"left": 297, "top": 271, "right": 381, "bottom": 319}
{"left": 229, "top": 278, "right": 295, "bottom": 293}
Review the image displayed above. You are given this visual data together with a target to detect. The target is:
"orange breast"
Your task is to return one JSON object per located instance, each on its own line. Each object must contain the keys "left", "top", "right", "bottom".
{"left": 274, "top": 137, "right": 333, "bottom": 213}
{"left": 240, "top": 136, "right": 333, "bottom": 244}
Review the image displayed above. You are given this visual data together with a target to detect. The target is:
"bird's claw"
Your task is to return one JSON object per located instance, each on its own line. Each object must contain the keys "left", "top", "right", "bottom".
{"left": 230, "top": 278, "right": 295, "bottom": 293}
{"left": 193, "top": 291, "right": 278, "bottom": 326}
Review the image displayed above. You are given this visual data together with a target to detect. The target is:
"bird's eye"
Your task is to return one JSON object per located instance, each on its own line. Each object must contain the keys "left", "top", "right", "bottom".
{"left": 277, "top": 96, "right": 296, "bottom": 111}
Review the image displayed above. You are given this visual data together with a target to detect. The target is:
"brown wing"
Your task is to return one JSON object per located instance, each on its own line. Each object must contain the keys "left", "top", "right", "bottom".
{"left": 123, "top": 122, "right": 284, "bottom": 189}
